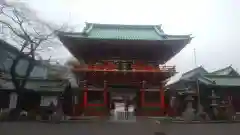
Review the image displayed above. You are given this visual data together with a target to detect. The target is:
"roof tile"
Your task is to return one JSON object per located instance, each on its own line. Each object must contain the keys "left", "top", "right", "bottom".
{"left": 199, "top": 75, "right": 240, "bottom": 86}
{"left": 82, "top": 23, "right": 191, "bottom": 41}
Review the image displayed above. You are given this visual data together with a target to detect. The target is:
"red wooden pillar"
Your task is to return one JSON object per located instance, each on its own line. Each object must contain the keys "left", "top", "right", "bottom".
{"left": 83, "top": 80, "right": 88, "bottom": 108}
{"left": 103, "top": 80, "right": 108, "bottom": 106}
{"left": 160, "top": 82, "right": 165, "bottom": 109}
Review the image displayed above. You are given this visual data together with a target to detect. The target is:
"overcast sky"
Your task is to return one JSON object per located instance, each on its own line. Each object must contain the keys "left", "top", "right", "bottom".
{"left": 6, "top": 0, "right": 240, "bottom": 77}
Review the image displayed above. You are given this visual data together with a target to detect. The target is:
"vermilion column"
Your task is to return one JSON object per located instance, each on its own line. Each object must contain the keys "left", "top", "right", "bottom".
{"left": 83, "top": 80, "right": 88, "bottom": 108}
{"left": 160, "top": 82, "right": 165, "bottom": 109}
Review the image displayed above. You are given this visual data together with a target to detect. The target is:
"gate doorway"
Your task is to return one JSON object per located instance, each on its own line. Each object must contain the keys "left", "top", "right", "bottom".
{"left": 110, "top": 94, "right": 136, "bottom": 122}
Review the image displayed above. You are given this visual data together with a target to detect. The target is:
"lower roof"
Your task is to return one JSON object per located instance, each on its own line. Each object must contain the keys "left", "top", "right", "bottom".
{"left": 59, "top": 35, "right": 191, "bottom": 64}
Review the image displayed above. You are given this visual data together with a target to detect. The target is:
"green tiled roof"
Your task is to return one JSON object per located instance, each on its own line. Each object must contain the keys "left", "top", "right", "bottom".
{"left": 198, "top": 75, "right": 240, "bottom": 87}
{"left": 180, "top": 66, "right": 208, "bottom": 81}
{"left": 210, "top": 65, "right": 239, "bottom": 76}
{"left": 79, "top": 23, "right": 191, "bottom": 40}
{"left": 168, "top": 66, "right": 240, "bottom": 88}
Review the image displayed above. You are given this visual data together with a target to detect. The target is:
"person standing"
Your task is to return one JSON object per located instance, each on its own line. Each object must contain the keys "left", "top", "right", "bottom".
{"left": 48, "top": 101, "right": 55, "bottom": 121}
{"left": 51, "top": 97, "right": 63, "bottom": 123}
{"left": 124, "top": 99, "right": 130, "bottom": 120}
{"left": 110, "top": 100, "right": 115, "bottom": 116}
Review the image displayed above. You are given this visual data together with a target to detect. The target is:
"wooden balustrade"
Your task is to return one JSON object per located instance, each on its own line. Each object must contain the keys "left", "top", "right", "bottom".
{"left": 74, "top": 62, "right": 117, "bottom": 70}
{"left": 159, "top": 65, "right": 176, "bottom": 72}
{"left": 104, "top": 62, "right": 117, "bottom": 70}
{"left": 132, "top": 64, "right": 175, "bottom": 72}
{"left": 72, "top": 63, "right": 176, "bottom": 73}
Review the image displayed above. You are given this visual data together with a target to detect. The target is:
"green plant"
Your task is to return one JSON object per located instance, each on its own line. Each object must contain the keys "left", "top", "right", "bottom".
{"left": 0, "top": 111, "right": 9, "bottom": 121}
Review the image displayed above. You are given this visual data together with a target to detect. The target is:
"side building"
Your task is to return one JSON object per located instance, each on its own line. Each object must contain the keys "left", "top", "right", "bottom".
{"left": 0, "top": 40, "right": 69, "bottom": 111}
{"left": 167, "top": 65, "right": 240, "bottom": 116}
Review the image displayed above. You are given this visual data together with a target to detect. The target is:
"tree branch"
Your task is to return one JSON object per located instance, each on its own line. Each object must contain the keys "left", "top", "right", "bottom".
{"left": 12, "top": 9, "right": 31, "bottom": 41}
{"left": 0, "top": 20, "right": 25, "bottom": 39}
{"left": 0, "top": 3, "right": 67, "bottom": 92}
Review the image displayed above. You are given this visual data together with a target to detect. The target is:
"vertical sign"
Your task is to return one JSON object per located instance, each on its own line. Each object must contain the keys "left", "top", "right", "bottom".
{"left": 9, "top": 92, "right": 17, "bottom": 109}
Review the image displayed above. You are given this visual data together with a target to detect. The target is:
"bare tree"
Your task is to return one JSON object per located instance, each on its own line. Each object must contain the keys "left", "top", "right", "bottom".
{"left": 0, "top": 3, "right": 65, "bottom": 115}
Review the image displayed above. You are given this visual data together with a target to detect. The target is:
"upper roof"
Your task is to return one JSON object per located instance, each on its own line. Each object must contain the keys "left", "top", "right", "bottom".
{"left": 166, "top": 66, "right": 207, "bottom": 88}
{"left": 58, "top": 23, "right": 192, "bottom": 63}
{"left": 167, "top": 66, "right": 240, "bottom": 87}
{"left": 74, "top": 23, "right": 191, "bottom": 40}
{"left": 180, "top": 66, "right": 208, "bottom": 81}
{"left": 210, "top": 65, "right": 239, "bottom": 76}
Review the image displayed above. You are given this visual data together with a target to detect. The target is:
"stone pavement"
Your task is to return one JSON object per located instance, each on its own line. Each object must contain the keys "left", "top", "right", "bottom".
{"left": 0, "top": 121, "right": 239, "bottom": 135}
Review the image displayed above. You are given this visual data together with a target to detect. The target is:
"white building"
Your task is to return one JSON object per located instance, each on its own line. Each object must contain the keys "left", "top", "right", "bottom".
{"left": 0, "top": 40, "right": 69, "bottom": 109}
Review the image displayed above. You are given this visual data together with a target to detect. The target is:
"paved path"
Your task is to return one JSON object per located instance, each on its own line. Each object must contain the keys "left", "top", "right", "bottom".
{"left": 1, "top": 121, "right": 240, "bottom": 135}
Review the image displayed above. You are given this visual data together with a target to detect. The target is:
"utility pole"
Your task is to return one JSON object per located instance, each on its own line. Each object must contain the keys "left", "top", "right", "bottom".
{"left": 194, "top": 48, "right": 201, "bottom": 112}
{"left": 194, "top": 49, "right": 197, "bottom": 67}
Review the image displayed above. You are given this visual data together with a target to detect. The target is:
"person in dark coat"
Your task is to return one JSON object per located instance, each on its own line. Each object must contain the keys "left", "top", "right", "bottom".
{"left": 48, "top": 101, "right": 55, "bottom": 120}
{"left": 110, "top": 101, "right": 115, "bottom": 116}
{"left": 124, "top": 99, "right": 130, "bottom": 119}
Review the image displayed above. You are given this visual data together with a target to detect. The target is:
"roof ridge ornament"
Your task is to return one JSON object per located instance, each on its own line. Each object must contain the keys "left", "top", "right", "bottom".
{"left": 82, "top": 22, "right": 93, "bottom": 36}
{"left": 153, "top": 25, "right": 167, "bottom": 38}
{"left": 156, "top": 24, "right": 162, "bottom": 30}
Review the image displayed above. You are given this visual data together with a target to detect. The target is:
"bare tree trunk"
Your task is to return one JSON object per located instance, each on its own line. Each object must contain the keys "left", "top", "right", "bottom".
{"left": 9, "top": 56, "right": 22, "bottom": 120}
{"left": 9, "top": 54, "right": 35, "bottom": 120}
{"left": 10, "top": 56, "right": 22, "bottom": 90}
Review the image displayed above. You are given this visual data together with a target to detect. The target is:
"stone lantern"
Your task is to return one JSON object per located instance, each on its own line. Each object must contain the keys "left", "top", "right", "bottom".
{"left": 182, "top": 90, "right": 196, "bottom": 122}
{"left": 208, "top": 90, "right": 220, "bottom": 120}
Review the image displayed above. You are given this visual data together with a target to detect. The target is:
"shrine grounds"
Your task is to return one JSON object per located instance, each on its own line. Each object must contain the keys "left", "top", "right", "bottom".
{"left": 1, "top": 122, "right": 239, "bottom": 135}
